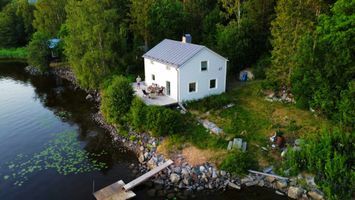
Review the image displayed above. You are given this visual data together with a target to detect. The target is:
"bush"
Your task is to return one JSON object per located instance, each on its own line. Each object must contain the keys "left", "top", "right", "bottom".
{"left": 129, "top": 98, "right": 184, "bottom": 136}
{"left": 100, "top": 76, "right": 134, "bottom": 125}
{"left": 283, "top": 128, "right": 354, "bottom": 200}
{"left": 220, "top": 150, "right": 258, "bottom": 175}
{"left": 129, "top": 97, "right": 147, "bottom": 132}
{"left": 27, "top": 31, "right": 51, "bottom": 72}
{"left": 186, "top": 94, "right": 232, "bottom": 112}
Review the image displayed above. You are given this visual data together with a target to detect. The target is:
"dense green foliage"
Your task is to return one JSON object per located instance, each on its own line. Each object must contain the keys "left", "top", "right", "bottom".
{"left": 220, "top": 150, "right": 258, "bottom": 175}
{"left": 129, "top": 98, "right": 184, "bottom": 136}
{"left": 0, "top": 47, "right": 27, "bottom": 59}
{"left": 0, "top": 0, "right": 34, "bottom": 47}
{"left": 27, "top": 31, "right": 51, "bottom": 71}
{"left": 283, "top": 128, "right": 354, "bottom": 200}
{"left": 33, "top": 0, "right": 67, "bottom": 36}
{"left": 100, "top": 76, "right": 134, "bottom": 125}
{"left": 291, "top": 0, "right": 354, "bottom": 127}
{"left": 64, "top": 0, "right": 128, "bottom": 89}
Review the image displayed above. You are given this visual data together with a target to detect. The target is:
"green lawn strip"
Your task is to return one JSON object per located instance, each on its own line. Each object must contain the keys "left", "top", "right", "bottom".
{"left": 0, "top": 47, "right": 28, "bottom": 59}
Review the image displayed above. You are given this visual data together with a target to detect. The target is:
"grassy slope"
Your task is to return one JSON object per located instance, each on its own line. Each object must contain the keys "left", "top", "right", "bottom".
{"left": 162, "top": 80, "right": 333, "bottom": 169}
{"left": 0, "top": 47, "right": 28, "bottom": 59}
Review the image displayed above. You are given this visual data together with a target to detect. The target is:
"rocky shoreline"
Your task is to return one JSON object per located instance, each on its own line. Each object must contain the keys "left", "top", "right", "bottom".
{"left": 50, "top": 66, "right": 325, "bottom": 200}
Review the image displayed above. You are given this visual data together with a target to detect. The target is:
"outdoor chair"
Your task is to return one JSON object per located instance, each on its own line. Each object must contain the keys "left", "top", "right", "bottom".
{"left": 142, "top": 89, "right": 150, "bottom": 98}
{"left": 157, "top": 87, "right": 164, "bottom": 96}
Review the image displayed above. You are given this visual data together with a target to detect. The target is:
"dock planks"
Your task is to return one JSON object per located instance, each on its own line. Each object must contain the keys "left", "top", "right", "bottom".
{"left": 93, "top": 159, "right": 173, "bottom": 200}
{"left": 124, "top": 159, "right": 173, "bottom": 191}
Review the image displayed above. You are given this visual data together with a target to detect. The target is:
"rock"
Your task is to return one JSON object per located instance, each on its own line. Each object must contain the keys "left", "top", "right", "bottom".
{"left": 212, "top": 170, "right": 218, "bottom": 179}
{"left": 228, "top": 181, "right": 241, "bottom": 190}
{"left": 220, "top": 170, "right": 227, "bottom": 176}
{"left": 147, "top": 158, "right": 157, "bottom": 169}
{"left": 258, "top": 180, "right": 265, "bottom": 187}
{"left": 227, "top": 141, "right": 233, "bottom": 150}
{"left": 147, "top": 189, "right": 156, "bottom": 197}
{"left": 242, "top": 141, "right": 247, "bottom": 152}
{"left": 197, "top": 186, "right": 204, "bottom": 191}
{"left": 199, "top": 165, "right": 206, "bottom": 173}
{"left": 139, "top": 146, "right": 144, "bottom": 151}
{"left": 276, "top": 180, "right": 288, "bottom": 189}
{"left": 144, "top": 152, "right": 149, "bottom": 160}
{"left": 294, "top": 139, "right": 303, "bottom": 146}
{"left": 181, "top": 168, "right": 189, "bottom": 177}
{"left": 305, "top": 175, "right": 316, "bottom": 187}
{"left": 233, "top": 138, "right": 243, "bottom": 149}
{"left": 138, "top": 153, "right": 145, "bottom": 163}
{"left": 265, "top": 176, "right": 276, "bottom": 183}
{"left": 288, "top": 186, "right": 304, "bottom": 199}
{"left": 241, "top": 176, "right": 253, "bottom": 184}
{"left": 245, "top": 180, "right": 258, "bottom": 187}
{"left": 308, "top": 190, "right": 324, "bottom": 200}
{"left": 173, "top": 167, "right": 182, "bottom": 174}
{"left": 275, "top": 190, "right": 285, "bottom": 196}
{"left": 86, "top": 94, "right": 93, "bottom": 100}
{"left": 170, "top": 173, "right": 181, "bottom": 184}
{"left": 182, "top": 178, "right": 190, "bottom": 186}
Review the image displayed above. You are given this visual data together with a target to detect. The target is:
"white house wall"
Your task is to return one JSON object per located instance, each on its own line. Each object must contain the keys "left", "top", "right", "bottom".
{"left": 144, "top": 58, "right": 178, "bottom": 100}
{"left": 179, "top": 48, "right": 227, "bottom": 102}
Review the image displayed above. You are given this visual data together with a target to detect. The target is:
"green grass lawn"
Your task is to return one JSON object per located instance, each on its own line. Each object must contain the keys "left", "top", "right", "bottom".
{"left": 164, "top": 80, "right": 334, "bottom": 172}
{"left": 0, "top": 47, "right": 28, "bottom": 59}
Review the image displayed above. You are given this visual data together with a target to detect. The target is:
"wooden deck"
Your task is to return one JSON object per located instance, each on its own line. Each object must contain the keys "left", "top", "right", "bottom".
{"left": 93, "top": 160, "right": 173, "bottom": 200}
{"left": 93, "top": 180, "right": 136, "bottom": 200}
{"left": 132, "top": 82, "right": 177, "bottom": 106}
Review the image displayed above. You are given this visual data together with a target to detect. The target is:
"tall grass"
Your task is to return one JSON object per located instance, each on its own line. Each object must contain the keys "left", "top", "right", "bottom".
{"left": 0, "top": 47, "right": 28, "bottom": 59}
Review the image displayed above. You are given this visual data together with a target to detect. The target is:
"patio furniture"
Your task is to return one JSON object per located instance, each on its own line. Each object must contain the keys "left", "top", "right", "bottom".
{"left": 142, "top": 89, "right": 150, "bottom": 98}
{"left": 157, "top": 87, "right": 164, "bottom": 96}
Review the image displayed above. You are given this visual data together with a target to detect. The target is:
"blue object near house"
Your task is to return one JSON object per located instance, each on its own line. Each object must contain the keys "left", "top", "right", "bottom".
{"left": 48, "top": 38, "right": 61, "bottom": 49}
{"left": 241, "top": 72, "right": 248, "bottom": 81}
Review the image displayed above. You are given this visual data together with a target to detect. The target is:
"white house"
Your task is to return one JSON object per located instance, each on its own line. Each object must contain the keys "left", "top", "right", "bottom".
{"left": 142, "top": 34, "right": 228, "bottom": 103}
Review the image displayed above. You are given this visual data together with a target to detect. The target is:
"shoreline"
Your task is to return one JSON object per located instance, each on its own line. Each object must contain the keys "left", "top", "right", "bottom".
{"left": 50, "top": 66, "right": 324, "bottom": 200}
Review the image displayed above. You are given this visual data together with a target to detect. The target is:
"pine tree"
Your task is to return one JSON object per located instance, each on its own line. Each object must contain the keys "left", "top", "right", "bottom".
{"left": 267, "top": 0, "right": 325, "bottom": 88}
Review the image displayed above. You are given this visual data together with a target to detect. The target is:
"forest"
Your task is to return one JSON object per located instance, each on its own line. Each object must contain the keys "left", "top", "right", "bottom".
{"left": 0, "top": 0, "right": 353, "bottom": 127}
{"left": 0, "top": 0, "right": 353, "bottom": 199}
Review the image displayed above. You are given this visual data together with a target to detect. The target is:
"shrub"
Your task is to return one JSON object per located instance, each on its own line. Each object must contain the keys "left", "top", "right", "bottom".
{"left": 283, "top": 128, "right": 354, "bottom": 200}
{"left": 220, "top": 150, "right": 258, "bottom": 175}
{"left": 186, "top": 94, "right": 232, "bottom": 112}
{"left": 145, "top": 106, "right": 184, "bottom": 136}
{"left": 129, "top": 97, "right": 147, "bottom": 131}
{"left": 0, "top": 47, "right": 28, "bottom": 59}
{"left": 100, "top": 76, "right": 134, "bottom": 125}
{"left": 129, "top": 98, "right": 184, "bottom": 136}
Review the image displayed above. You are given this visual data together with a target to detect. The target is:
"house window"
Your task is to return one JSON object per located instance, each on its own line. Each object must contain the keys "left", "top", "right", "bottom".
{"left": 152, "top": 74, "right": 155, "bottom": 81}
{"left": 189, "top": 82, "right": 197, "bottom": 93}
{"left": 210, "top": 79, "right": 217, "bottom": 89}
{"left": 201, "top": 61, "right": 208, "bottom": 71}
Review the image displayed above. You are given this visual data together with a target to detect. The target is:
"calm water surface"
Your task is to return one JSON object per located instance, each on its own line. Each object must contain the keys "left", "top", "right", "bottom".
{"left": 0, "top": 62, "right": 288, "bottom": 200}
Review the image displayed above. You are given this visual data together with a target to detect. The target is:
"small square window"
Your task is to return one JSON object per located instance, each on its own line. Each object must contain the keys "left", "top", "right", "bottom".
{"left": 189, "top": 82, "right": 196, "bottom": 93}
{"left": 152, "top": 74, "right": 155, "bottom": 81}
{"left": 210, "top": 79, "right": 216, "bottom": 89}
{"left": 201, "top": 61, "right": 208, "bottom": 71}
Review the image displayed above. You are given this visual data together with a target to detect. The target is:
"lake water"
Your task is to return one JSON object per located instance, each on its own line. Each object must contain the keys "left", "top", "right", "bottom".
{"left": 0, "top": 61, "right": 288, "bottom": 200}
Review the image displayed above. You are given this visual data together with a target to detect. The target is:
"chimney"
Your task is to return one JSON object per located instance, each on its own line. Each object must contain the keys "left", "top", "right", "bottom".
{"left": 182, "top": 34, "right": 192, "bottom": 43}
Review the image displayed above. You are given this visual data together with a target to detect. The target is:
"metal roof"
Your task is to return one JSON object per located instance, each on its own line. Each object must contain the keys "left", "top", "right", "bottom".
{"left": 142, "top": 39, "right": 206, "bottom": 67}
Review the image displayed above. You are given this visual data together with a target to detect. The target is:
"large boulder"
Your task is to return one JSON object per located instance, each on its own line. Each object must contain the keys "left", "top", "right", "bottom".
{"left": 287, "top": 186, "right": 304, "bottom": 199}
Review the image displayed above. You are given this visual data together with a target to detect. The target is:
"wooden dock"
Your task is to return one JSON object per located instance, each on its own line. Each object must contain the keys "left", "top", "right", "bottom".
{"left": 93, "top": 160, "right": 173, "bottom": 200}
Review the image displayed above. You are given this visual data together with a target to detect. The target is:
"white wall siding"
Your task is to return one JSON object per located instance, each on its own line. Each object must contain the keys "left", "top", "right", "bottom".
{"left": 144, "top": 58, "right": 178, "bottom": 100}
{"left": 178, "top": 49, "right": 227, "bottom": 102}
